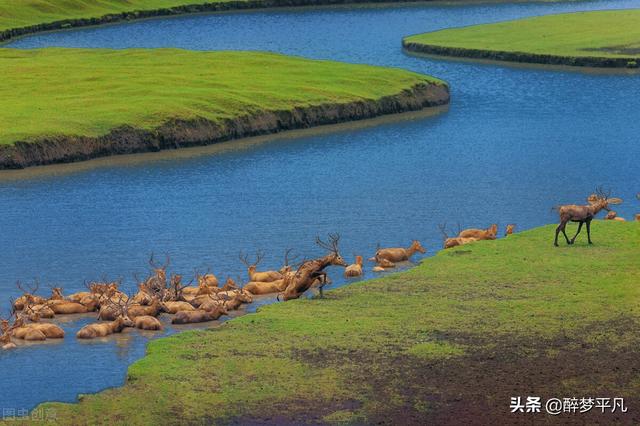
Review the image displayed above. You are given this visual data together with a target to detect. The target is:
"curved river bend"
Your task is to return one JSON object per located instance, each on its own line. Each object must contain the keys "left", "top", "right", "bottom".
{"left": 2, "top": 0, "right": 640, "bottom": 411}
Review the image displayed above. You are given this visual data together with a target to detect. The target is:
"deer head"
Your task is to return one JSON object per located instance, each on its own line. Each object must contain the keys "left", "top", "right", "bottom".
{"left": 316, "top": 233, "right": 347, "bottom": 266}
{"left": 410, "top": 240, "right": 427, "bottom": 254}
{"left": 149, "top": 253, "right": 170, "bottom": 283}
{"left": 588, "top": 187, "right": 623, "bottom": 212}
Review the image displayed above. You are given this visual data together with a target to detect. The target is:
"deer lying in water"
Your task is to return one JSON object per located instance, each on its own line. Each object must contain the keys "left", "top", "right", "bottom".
{"left": 133, "top": 315, "right": 163, "bottom": 331}
{"left": 13, "top": 281, "right": 46, "bottom": 311}
{"left": 77, "top": 295, "right": 134, "bottom": 339}
{"left": 344, "top": 256, "right": 363, "bottom": 277}
{"left": 554, "top": 188, "right": 623, "bottom": 246}
{"left": 370, "top": 240, "right": 426, "bottom": 265}
{"left": 240, "top": 251, "right": 283, "bottom": 283}
{"left": 161, "top": 301, "right": 195, "bottom": 314}
{"left": 279, "top": 234, "right": 347, "bottom": 301}
{"left": 172, "top": 305, "right": 227, "bottom": 324}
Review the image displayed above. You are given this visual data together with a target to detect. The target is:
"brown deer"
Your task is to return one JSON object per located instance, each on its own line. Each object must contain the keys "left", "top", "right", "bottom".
{"left": 344, "top": 256, "right": 364, "bottom": 277}
{"left": 370, "top": 240, "right": 426, "bottom": 264}
{"left": 161, "top": 300, "right": 196, "bottom": 314}
{"left": 243, "top": 279, "right": 287, "bottom": 295}
{"left": 505, "top": 224, "right": 516, "bottom": 236}
{"left": 438, "top": 223, "right": 476, "bottom": 250}
{"left": 13, "top": 281, "right": 46, "bottom": 311}
{"left": 78, "top": 294, "right": 134, "bottom": 339}
{"left": 554, "top": 188, "right": 623, "bottom": 246}
{"left": 171, "top": 305, "right": 227, "bottom": 324}
{"left": 240, "top": 251, "right": 283, "bottom": 283}
{"left": 604, "top": 211, "right": 626, "bottom": 221}
{"left": 458, "top": 224, "right": 498, "bottom": 241}
{"left": 223, "top": 291, "right": 253, "bottom": 311}
{"left": 49, "top": 287, "right": 64, "bottom": 301}
{"left": 77, "top": 316, "right": 134, "bottom": 339}
{"left": 133, "top": 315, "right": 163, "bottom": 331}
{"left": 279, "top": 234, "right": 347, "bottom": 301}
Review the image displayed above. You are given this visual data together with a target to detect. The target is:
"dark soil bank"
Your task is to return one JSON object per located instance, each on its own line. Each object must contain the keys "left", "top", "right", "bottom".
{"left": 402, "top": 41, "right": 640, "bottom": 69}
{"left": 0, "top": 83, "right": 449, "bottom": 169}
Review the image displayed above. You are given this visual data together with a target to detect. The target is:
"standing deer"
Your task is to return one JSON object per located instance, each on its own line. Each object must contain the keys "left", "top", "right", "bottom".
{"left": 554, "top": 188, "right": 623, "bottom": 246}
{"left": 240, "top": 251, "right": 283, "bottom": 283}
{"left": 279, "top": 234, "right": 347, "bottom": 301}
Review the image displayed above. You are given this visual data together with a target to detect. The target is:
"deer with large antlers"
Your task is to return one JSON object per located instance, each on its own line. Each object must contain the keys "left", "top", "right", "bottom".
{"left": 554, "top": 188, "right": 623, "bottom": 246}
{"left": 78, "top": 293, "right": 134, "bottom": 339}
{"left": 240, "top": 251, "right": 284, "bottom": 283}
{"left": 13, "top": 280, "right": 46, "bottom": 311}
{"left": 279, "top": 234, "right": 347, "bottom": 301}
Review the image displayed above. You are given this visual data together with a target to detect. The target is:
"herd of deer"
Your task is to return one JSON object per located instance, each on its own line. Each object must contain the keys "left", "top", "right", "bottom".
{"left": 1, "top": 190, "right": 637, "bottom": 350}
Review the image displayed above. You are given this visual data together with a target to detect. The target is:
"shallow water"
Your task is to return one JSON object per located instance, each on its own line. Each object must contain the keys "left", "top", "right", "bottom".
{"left": 2, "top": 0, "right": 640, "bottom": 412}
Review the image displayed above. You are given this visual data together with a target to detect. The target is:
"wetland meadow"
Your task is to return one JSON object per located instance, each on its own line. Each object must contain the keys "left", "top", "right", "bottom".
{"left": 0, "top": 0, "right": 639, "bottom": 424}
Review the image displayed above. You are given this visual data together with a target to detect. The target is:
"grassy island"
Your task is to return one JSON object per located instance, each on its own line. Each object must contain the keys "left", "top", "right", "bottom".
{"left": 12, "top": 221, "right": 639, "bottom": 424}
{"left": 0, "top": 49, "right": 448, "bottom": 168}
{"left": 403, "top": 10, "right": 640, "bottom": 69}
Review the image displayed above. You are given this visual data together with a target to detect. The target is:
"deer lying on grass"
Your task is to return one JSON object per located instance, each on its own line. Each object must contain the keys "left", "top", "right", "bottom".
{"left": 604, "top": 211, "right": 626, "bottom": 221}
{"left": 279, "top": 234, "right": 347, "bottom": 301}
{"left": 172, "top": 305, "right": 227, "bottom": 324}
{"left": 458, "top": 224, "right": 498, "bottom": 241}
{"left": 344, "top": 256, "right": 363, "bottom": 277}
{"left": 554, "top": 188, "right": 623, "bottom": 246}
{"left": 370, "top": 240, "right": 426, "bottom": 265}
{"left": 133, "top": 315, "right": 163, "bottom": 331}
{"left": 505, "top": 224, "right": 516, "bottom": 236}
{"left": 240, "top": 251, "right": 283, "bottom": 283}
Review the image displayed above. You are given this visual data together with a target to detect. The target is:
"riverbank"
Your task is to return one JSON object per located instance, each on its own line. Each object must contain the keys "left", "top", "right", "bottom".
{"left": 0, "top": 0, "right": 580, "bottom": 44}
{"left": 14, "top": 221, "right": 640, "bottom": 424}
{"left": 0, "top": 49, "right": 448, "bottom": 169}
{"left": 403, "top": 10, "right": 640, "bottom": 68}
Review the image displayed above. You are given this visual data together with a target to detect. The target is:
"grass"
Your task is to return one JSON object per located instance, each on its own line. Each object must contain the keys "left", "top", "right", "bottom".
{"left": 12, "top": 221, "right": 639, "bottom": 424}
{"left": 404, "top": 10, "right": 640, "bottom": 61}
{"left": 0, "top": 48, "right": 442, "bottom": 145}
{"left": 0, "top": 0, "right": 241, "bottom": 32}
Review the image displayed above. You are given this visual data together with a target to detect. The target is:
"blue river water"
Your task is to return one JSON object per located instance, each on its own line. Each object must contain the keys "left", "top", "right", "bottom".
{"left": 1, "top": 0, "right": 640, "bottom": 412}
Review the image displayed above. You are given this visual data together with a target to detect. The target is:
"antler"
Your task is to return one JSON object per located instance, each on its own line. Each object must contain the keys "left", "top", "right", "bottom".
{"left": 283, "top": 248, "right": 299, "bottom": 267}
{"left": 316, "top": 233, "right": 341, "bottom": 253}
{"left": 16, "top": 279, "right": 39, "bottom": 296}
{"left": 149, "top": 253, "right": 170, "bottom": 270}
{"left": 102, "top": 291, "right": 132, "bottom": 318}
{"left": 437, "top": 223, "right": 450, "bottom": 240}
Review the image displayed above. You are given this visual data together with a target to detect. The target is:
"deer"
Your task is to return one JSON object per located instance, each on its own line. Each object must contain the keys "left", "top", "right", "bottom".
{"left": 344, "top": 255, "right": 364, "bottom": 277}
{"left": 505, "top": 224, "right": 516, "bottom": 236}
{"left": 1, "top": 307, "right": 21, "bottom": 349}
{"left": 171, "top": 305, "right": 227, "bottom": 324}
{"left": 161, "top": 300, "right": 196, "bottom": 314}
{"left": 458, "top": 224, "right": 498, "bottom": 241}
{"left": 8, "top": 304, "right": 65, "bottom": 341}
{"left": 243, "top": 279, "right": 287, "bottom": 295}
{"left": 554, "top": 188, "right": 623, "bottom": 246}
{"left": 279, "top": 234, "right": 347, "bottom": 301}
{"left": 604, "top": 211, "right": 626, "bottom": 221}
{"left": 133, "top": 315, "right": 163, "bottom": 331}
{"left": 223, "top": 291, "right": 253, "bottom": 311}
{"left": 49, "top": 287, "right": 64, "bottom": 301}
{"left": 13, "top": 280, "right": 46, "bottom": 311}
{"left": 240, "top": 251, "right": 283, "bottom": 283}
{"left": 77, "top": 294, "right": 134, "bottom": 339}
{"left": 370, "top": 240, "right": 426, "bottom": 264}
{"left": 438, "top": 223, "right": 477, "bottom": 250}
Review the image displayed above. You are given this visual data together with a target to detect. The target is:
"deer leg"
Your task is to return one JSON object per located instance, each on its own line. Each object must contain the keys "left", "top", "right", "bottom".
{"left": 570, "top": 221, "right": 583, "bottom": 244}
{"left": 586, "top": 219, "right": 593, "bottom": 244}
{"left": 555, "top": 220, "right": 569, "bottom": 246}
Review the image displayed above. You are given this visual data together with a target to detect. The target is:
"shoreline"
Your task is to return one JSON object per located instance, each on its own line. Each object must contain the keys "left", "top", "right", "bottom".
{"left": 402, "top": 40, "right": 640, "bottom": 69}
{"left": 0, "top": 0, "right": 585, "bottom": 45}
{"left": 0, "top": 82, "right": 449, "bottom": 170}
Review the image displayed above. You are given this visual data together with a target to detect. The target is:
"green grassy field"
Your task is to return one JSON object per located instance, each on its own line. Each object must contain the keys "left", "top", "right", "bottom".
{"left": 0, "top": 0, "right": 235, "bottom": 32}
{"left": 0, "top": 48, "right": 442, "bottom": 146}
{"left": 404, "top": 10, "right": 640, "bottom": 66}
{"left": 15, "top": 221, "right": 639, "bottom": 424}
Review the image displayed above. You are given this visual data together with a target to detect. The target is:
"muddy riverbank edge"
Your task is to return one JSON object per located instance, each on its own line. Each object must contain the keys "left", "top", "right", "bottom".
{"left": 402, "top": 40, "right": 640, "bottom": 68}
{"left": 0, "top": 82, "right": 449, "bottom": 169}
